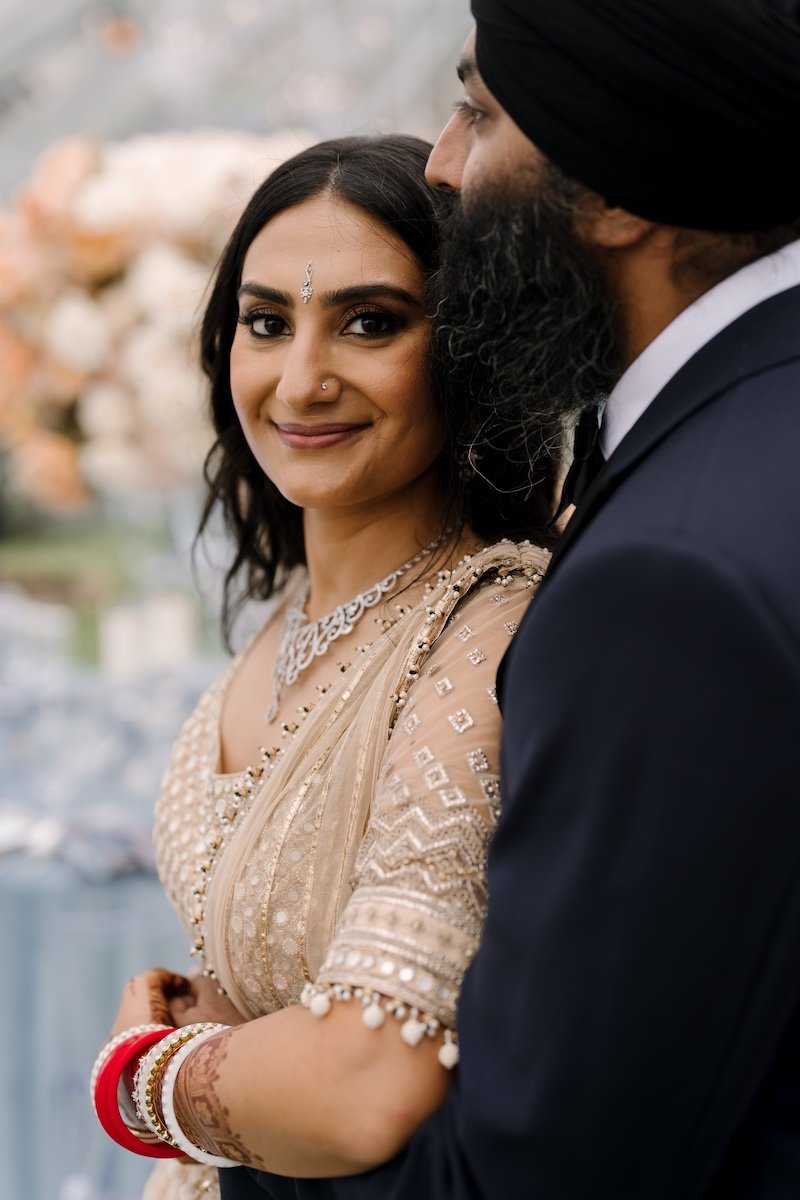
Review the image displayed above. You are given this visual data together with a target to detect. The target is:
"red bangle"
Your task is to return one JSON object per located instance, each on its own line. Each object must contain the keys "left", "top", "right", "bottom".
{"left": 93, "top": 1029, "right": 184, "bottom": 1158}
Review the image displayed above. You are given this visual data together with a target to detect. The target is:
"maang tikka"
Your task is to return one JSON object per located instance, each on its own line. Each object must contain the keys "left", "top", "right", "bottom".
{"left": 300, "top": 262, "right": 313, "bottom": 304}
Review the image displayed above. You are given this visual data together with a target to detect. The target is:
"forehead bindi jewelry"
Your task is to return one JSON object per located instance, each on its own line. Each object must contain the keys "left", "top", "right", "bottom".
{"left": 300, "top": 261, "right": 313, "bottom": 304}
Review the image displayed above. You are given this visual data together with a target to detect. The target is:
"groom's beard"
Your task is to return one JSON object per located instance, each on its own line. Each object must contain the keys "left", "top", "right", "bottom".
{"left": 433, "top": 173, "right": 624, "bottom": 463}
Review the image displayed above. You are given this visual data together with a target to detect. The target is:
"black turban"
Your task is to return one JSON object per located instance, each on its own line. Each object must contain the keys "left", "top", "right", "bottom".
{"left": 471, "top": 0, "right": 800, "bottom": 231}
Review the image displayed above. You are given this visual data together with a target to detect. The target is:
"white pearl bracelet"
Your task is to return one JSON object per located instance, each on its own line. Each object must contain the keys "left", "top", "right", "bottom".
{"left": 160, "top": 1026, "right": 238, "bottom": 1168}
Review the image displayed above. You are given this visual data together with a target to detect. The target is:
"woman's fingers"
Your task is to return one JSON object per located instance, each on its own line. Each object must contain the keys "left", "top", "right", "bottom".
{"left": 111, "top": 967, "right": 192, "bottom": 1035}
{"left": 170, "top": 974, "right": 249, "bottom": 1027}
{"left": 138, "top": 967, "right": 188, "bottom": 1024}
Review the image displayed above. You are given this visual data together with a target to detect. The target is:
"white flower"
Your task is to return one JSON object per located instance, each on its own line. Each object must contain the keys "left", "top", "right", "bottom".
{"left": 72, "top": 167, "right": 145, "bottom": 232}
{"left": 126, "top": 243, "right": 209, "bottom": 333}
{"left": 79, "top": 437, "right": 152, "bottom": 494}
{"left": 70, "top": 130, "right": 310, "bottom": 250}
{"left": 117, "top": 324, "right": 196, "bottom": 394}
{"left": 115, "top": 324, "right": 212, "bottom": 486}
{"left": 97, "top": 282, "right": 140, "bottom": 340}
{"left": 77, "top": 382, "right": 138, "bottom": 439}
{"left": 43, "top": 290, "right": 112, "bottom": 373}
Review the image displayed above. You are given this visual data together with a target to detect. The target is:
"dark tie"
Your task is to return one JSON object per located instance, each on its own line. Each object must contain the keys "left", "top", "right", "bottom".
{"left": 550, "top": 405, "right": 605, "bottom": 525}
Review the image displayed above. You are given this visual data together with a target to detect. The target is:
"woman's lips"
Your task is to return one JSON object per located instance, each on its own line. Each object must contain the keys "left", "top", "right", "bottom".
{"left": 273, "top": 422, "right": 369, "bottom": 449}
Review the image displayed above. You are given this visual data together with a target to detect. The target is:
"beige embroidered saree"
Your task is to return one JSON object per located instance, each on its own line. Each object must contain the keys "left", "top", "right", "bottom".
{"left": 147, "top": 540, "right": 548, "bottom": 1198}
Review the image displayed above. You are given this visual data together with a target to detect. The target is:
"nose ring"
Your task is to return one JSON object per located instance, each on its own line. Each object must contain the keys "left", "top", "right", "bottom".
{"left": 320, "top": 381, "right": 329, "bottom": 391}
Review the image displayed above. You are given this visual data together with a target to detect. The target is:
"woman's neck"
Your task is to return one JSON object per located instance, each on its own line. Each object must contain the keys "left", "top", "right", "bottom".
{"left": 301, "top": 483, "right": 457, "bottom": 620}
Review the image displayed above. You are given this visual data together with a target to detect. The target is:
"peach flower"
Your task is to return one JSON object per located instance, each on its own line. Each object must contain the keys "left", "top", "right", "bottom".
{"left": 0, "top": 213, "right": 44, "bottom": 307}
{"left": 0, "top": 324, "right": 37, "bottom": 435}
{"left": 18, "top": 137, "right": 99, "bottom": 236}
{"left": 10, "top": 430, "right": 90, "bottom": 511}
{"left": 62, "top": 225, "right": 137, "bottom": 286}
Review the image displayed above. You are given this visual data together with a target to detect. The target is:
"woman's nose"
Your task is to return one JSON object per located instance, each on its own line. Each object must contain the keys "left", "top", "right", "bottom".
{"left": 275, "top": 341, "right": 337, "bottom": 410}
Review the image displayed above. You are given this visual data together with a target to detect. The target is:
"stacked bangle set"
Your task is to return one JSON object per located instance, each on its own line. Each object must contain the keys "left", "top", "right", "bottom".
{"left": 90, "top": 1021, "right": 237, "bottom": 1167}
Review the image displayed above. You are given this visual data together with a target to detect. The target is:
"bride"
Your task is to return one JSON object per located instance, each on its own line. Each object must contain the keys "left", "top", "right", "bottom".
{"left": 97, "top": 134, "right": 557, "bottom": 1197}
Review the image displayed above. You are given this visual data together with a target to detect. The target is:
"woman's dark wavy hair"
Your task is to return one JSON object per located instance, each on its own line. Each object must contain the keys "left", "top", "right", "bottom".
{"left": 198, "top": 134, "right": 559, "bottom": 645}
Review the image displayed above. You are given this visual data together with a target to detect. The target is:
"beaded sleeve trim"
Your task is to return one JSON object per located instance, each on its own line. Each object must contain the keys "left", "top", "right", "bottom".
{"left": 300, "top": 982, "right": 459, "bottom": 1069}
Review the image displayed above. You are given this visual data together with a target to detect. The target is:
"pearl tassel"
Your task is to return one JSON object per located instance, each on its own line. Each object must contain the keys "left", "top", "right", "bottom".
{"left": 300, "top": 982, "right": 459, "bottom": 1070}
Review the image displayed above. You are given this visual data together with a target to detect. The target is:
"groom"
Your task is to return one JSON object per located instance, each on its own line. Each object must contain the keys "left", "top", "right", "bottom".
{"left": 228, "top": 1, "right": 800, "bottom": 1196}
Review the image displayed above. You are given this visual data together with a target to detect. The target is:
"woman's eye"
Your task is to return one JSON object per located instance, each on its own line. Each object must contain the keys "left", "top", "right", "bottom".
{"left": 239, "top": 311, "right": 287, "bottom": 338}
{"left": 346, "top": 310, "right": 398, "bottom": 337}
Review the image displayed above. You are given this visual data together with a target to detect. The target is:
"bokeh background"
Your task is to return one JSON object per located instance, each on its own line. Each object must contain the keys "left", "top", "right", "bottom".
{"left": 0, "top": 4, "right": 468, "bottom": 1196}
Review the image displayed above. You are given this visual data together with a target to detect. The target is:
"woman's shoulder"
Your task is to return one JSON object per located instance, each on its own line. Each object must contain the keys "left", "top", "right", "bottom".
{"left": 446, "top": 539, "right": 546, "bottom": 631}
{"left": 408, "top": 535, "right": 551, "bottom": 634}
{"left": 467, "top": 536, "right": 551, "bottom": 573}
{"left": 436, "top": 537, "right": 551, "bottom": 619}
{"left": 386, "top": 539, "right": 549, "bottom": 732}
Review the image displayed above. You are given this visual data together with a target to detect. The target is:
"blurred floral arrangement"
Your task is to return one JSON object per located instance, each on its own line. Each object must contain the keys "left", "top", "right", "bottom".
{"left": 0, "top": 128, "right": 306, "bottom": 514}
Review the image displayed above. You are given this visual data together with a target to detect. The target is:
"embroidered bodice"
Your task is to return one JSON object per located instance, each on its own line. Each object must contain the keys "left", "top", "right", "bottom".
{"left": 155, "top": 544, "right": 548, "bottom": 1030}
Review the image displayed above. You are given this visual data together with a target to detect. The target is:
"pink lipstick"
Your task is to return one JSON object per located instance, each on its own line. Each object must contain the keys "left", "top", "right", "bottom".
{"left": 274, "top": 422, "right": 368, "bottom": 449}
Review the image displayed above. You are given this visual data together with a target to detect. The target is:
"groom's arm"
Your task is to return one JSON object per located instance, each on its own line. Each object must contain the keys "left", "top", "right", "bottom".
{"left": 238, "top": 535, "right": 800, "bottom": 1200}
{"left": 444, "top": 537, "right": 800, "bottom": 1198}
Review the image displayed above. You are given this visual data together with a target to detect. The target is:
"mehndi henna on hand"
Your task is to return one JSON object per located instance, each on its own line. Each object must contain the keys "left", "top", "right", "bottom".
{"left": 145, "top": 976, "right": 173, "bottom": 1027}
{"left": 172, "top": 1029, "right": 266, "bottom": 1168}
{"left": 139, "top": 969, "right": 192, "bottom": 1026}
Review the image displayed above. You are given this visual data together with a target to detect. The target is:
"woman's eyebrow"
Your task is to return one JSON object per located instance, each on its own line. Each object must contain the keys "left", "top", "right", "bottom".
{"left": 320, "top": 284, "right": 421, "bottom": 308}
{"left": 237, "top": 281, "right": 421, "bottom": 309}
{"left": 238, "top": 282, "right": 293, "bottom": 306}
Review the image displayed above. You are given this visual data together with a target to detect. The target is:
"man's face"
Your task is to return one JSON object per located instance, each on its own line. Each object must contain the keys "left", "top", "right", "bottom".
{"left": 427, "top": 31, "right": 624, "bottom": 449}
{"left": 426, "top": 30, "right": 543, "bottom": 196}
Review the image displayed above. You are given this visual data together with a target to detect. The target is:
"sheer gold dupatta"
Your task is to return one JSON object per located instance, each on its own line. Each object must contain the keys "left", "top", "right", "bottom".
{"left": 204, "top": 541, "right": 546, "bottom": 1018}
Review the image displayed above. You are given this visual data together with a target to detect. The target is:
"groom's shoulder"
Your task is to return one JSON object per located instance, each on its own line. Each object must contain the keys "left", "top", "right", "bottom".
{"left": 623, "top": 348, "right": 800, "bottom": 555}
{"left": 523, "top": 346, "right": 800, "bottom": 645}
{"left": 502, "top": 294, "right": 800, "bottom": 692}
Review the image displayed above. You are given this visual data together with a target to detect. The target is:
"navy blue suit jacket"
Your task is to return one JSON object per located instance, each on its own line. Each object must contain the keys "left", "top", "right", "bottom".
{"left": 222, "top": 285, "right": 800, "bottom": 1198}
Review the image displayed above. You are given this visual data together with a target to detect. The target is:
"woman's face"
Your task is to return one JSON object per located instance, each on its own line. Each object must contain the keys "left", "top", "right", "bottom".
{"left": 230, "top": 194, "right": 444, "bottom": 515}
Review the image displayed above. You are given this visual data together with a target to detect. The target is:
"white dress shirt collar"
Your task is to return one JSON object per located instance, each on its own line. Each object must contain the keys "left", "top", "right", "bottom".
{"left": 600, "top": 238, "right": 800, "bottom": 459}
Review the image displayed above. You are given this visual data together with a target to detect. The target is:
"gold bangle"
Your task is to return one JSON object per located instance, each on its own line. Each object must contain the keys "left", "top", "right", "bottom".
{"left": 135, "top": 1024, "right": 220, "bottom": 1146}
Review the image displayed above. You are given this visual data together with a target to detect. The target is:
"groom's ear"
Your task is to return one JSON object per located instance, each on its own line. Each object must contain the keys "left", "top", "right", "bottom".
{"left": 576, "top": 195, "right": 657, "bottom": 249}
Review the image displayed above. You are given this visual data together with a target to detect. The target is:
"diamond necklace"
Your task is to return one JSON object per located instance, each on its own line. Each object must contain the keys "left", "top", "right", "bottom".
{"left": 265, "top": 530, "right": 449, "bottom": 722}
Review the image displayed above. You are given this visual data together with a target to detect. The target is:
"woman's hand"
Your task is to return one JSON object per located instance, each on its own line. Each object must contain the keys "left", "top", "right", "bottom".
{"left": 110, "top": 968, "right": 247, "bottom": 1038}
{"left": 110, "top": 967, "right": 193, "bottom": 1036}
{"left": 168, "top": 970, "right": 248, "bottom": 1028}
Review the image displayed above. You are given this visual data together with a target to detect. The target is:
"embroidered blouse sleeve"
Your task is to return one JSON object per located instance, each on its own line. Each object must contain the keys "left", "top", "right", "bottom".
{"left": 307, "top": 573, "right": 534, "bottom": 1043}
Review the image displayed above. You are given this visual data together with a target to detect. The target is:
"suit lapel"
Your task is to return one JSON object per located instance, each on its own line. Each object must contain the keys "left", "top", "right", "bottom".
{"left": 545, "top": 284, "right": 800, "bottom": 582}
{"left": 497, "top": 284, "right": 800, "bottom": 707}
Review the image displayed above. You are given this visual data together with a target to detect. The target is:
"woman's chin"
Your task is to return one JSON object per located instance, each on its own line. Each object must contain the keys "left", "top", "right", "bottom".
{"left": 273, "top": 483, "right": 365, "bottom": 512}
